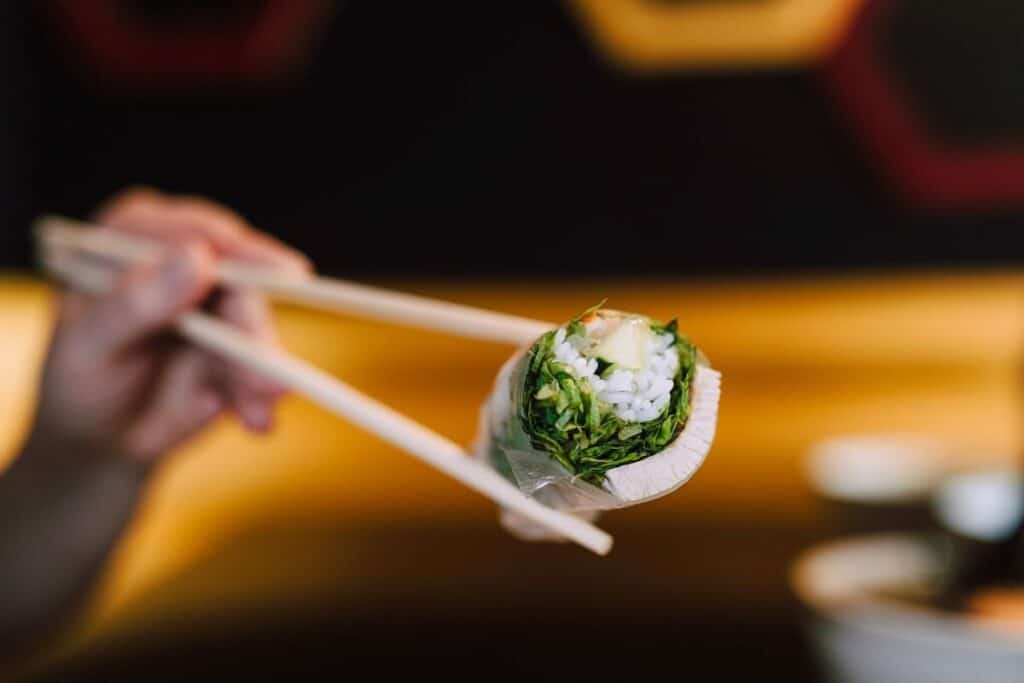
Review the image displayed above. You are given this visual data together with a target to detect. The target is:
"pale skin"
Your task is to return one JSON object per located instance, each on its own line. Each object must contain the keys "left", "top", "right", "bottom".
{"left": 0, "top": 188, "right": 310, "bottom": 655}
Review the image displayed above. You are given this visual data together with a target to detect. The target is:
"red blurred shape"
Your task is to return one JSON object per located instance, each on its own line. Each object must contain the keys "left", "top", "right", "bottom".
{"left": 48, "top": 0, "right": 331, "bottom": 86}
{"left": 826, "top": 0, "right": 1024, "bottom": 210}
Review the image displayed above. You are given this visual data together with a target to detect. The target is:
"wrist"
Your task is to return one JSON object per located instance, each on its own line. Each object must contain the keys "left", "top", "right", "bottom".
{"left": 16, "top": 422, "right": 151, "bottom": 485}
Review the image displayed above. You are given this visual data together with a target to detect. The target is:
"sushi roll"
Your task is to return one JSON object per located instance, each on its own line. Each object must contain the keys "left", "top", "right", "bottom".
{"left": 474, "top": 303, "right": 721, "bottom": 540}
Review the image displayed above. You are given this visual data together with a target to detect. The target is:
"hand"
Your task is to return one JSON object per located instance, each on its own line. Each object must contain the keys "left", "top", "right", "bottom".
{"left": 26, "top": 187, "right": 311, "bottom": 464}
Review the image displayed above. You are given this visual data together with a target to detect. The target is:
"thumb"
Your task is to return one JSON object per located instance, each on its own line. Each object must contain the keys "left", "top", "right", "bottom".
{"left": 82, "top": 243, "right": 215, "bottom": 355}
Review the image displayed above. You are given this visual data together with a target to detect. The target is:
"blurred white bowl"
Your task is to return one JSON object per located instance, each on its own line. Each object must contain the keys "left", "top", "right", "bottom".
{"left": 805, "top": 434, "right": 950, "bottom": 504}
{"left": 933, "top": 469, "right": 1024, "bottom": 542}
{"left": 791, "top": 534, "right": 1024, "bottom": 683}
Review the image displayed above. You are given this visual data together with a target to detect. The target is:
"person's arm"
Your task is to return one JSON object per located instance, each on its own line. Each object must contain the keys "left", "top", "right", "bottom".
{"left": 0, "top": 188, "right": 309, "bottom": 656}
{"left": 0, "top": 439, "right": 151, "bottom": 651}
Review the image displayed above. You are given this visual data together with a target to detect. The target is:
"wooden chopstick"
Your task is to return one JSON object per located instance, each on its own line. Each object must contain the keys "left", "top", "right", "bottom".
{"left": 36, "top": 215, "right": 554, "bottom": 345}
{"left": 40, "top": 250, "right": 613, "bottom": 556}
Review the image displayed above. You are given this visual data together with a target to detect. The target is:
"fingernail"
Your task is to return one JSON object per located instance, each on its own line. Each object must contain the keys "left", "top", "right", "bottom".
{"left": 240, "top": 400, "right": 271, "bottom": 432}
{"left": 201, "top": 393, "right": 223, "bottom": 420}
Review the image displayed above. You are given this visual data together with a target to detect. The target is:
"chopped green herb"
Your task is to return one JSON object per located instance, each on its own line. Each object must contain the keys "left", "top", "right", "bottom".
{"left": 518, "top": 303, "right": 697, "bottom": 485}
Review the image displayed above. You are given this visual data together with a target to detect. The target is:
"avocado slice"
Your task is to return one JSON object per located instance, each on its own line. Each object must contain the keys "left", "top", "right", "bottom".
{"left": 592, "top": 317, "right": 649, "bottom": 370}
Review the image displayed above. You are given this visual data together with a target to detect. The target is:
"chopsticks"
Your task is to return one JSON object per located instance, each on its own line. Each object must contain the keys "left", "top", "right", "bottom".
{"left": 36, "top": 216, "right": 552, "bottom": 346}
{"left": 38, "top": 221, "right": 613, "bottom": 556}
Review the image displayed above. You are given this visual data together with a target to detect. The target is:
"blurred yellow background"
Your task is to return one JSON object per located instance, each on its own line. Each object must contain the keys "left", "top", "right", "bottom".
{"left": 1, "top": 270, "right": 1021, "bottom": 675}
{"left": 570, "top": 0, "right": 864, "bottom": 71}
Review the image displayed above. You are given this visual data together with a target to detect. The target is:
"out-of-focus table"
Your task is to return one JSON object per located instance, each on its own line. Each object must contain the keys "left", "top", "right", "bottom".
{"left": 2, "top": 271, "right": 1022, "bottom": 680}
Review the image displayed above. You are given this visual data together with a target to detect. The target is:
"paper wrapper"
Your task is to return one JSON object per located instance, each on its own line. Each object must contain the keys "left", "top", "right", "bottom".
{"left": 472, "top": 347, "right": 721, "bottom": 542}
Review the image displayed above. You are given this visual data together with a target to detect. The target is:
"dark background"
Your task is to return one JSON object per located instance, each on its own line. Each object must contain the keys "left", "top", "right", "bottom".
{"left": 3, "top": 1, "right": 1024, "bottom": 277}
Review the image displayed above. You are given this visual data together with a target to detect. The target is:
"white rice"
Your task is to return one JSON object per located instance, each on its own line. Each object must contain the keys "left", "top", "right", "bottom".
{"left": 551, "top": 321, "right": 679, "bottom": 423}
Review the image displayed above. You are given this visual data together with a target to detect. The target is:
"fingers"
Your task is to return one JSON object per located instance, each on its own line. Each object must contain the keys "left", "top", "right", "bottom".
{"left": 96, "top": 187, "right": 312, "bottom": 274}
{"left": 93, "top": 186, "right": 295, "bottom": 434}
{"left": 78, "top": 243, "right": 216, "bottom": 358}
{"left": 121, "top": 348, "right": 225, "bottom": 461}
{"left": 209, "top": 290, "right": 284, "bottom": 431}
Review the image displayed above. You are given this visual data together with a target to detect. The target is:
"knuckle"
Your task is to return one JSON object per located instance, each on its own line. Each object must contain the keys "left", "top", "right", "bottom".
{"left": 116, "top": 275, "right": 162, "bottom": 326}
{"left": 98, "top": 186, "right": 164, "bottom": 220}
{"left": 172, "top": 197, "right": 247, "bottom": 234}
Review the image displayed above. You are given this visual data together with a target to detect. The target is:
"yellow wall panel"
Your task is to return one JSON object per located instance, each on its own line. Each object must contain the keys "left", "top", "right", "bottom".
{"left": 570, "top": 0, "right": 865, "bottom": 71}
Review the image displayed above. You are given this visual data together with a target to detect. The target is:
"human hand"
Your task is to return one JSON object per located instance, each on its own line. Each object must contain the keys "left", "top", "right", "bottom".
{"left": 27, "top": 187, "right": 311, "bottom": 463}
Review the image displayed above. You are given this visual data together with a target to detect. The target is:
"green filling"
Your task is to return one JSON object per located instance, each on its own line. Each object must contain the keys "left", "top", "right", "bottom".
{"left": 519, "top": 304, "right": 697, "bottom": 486}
